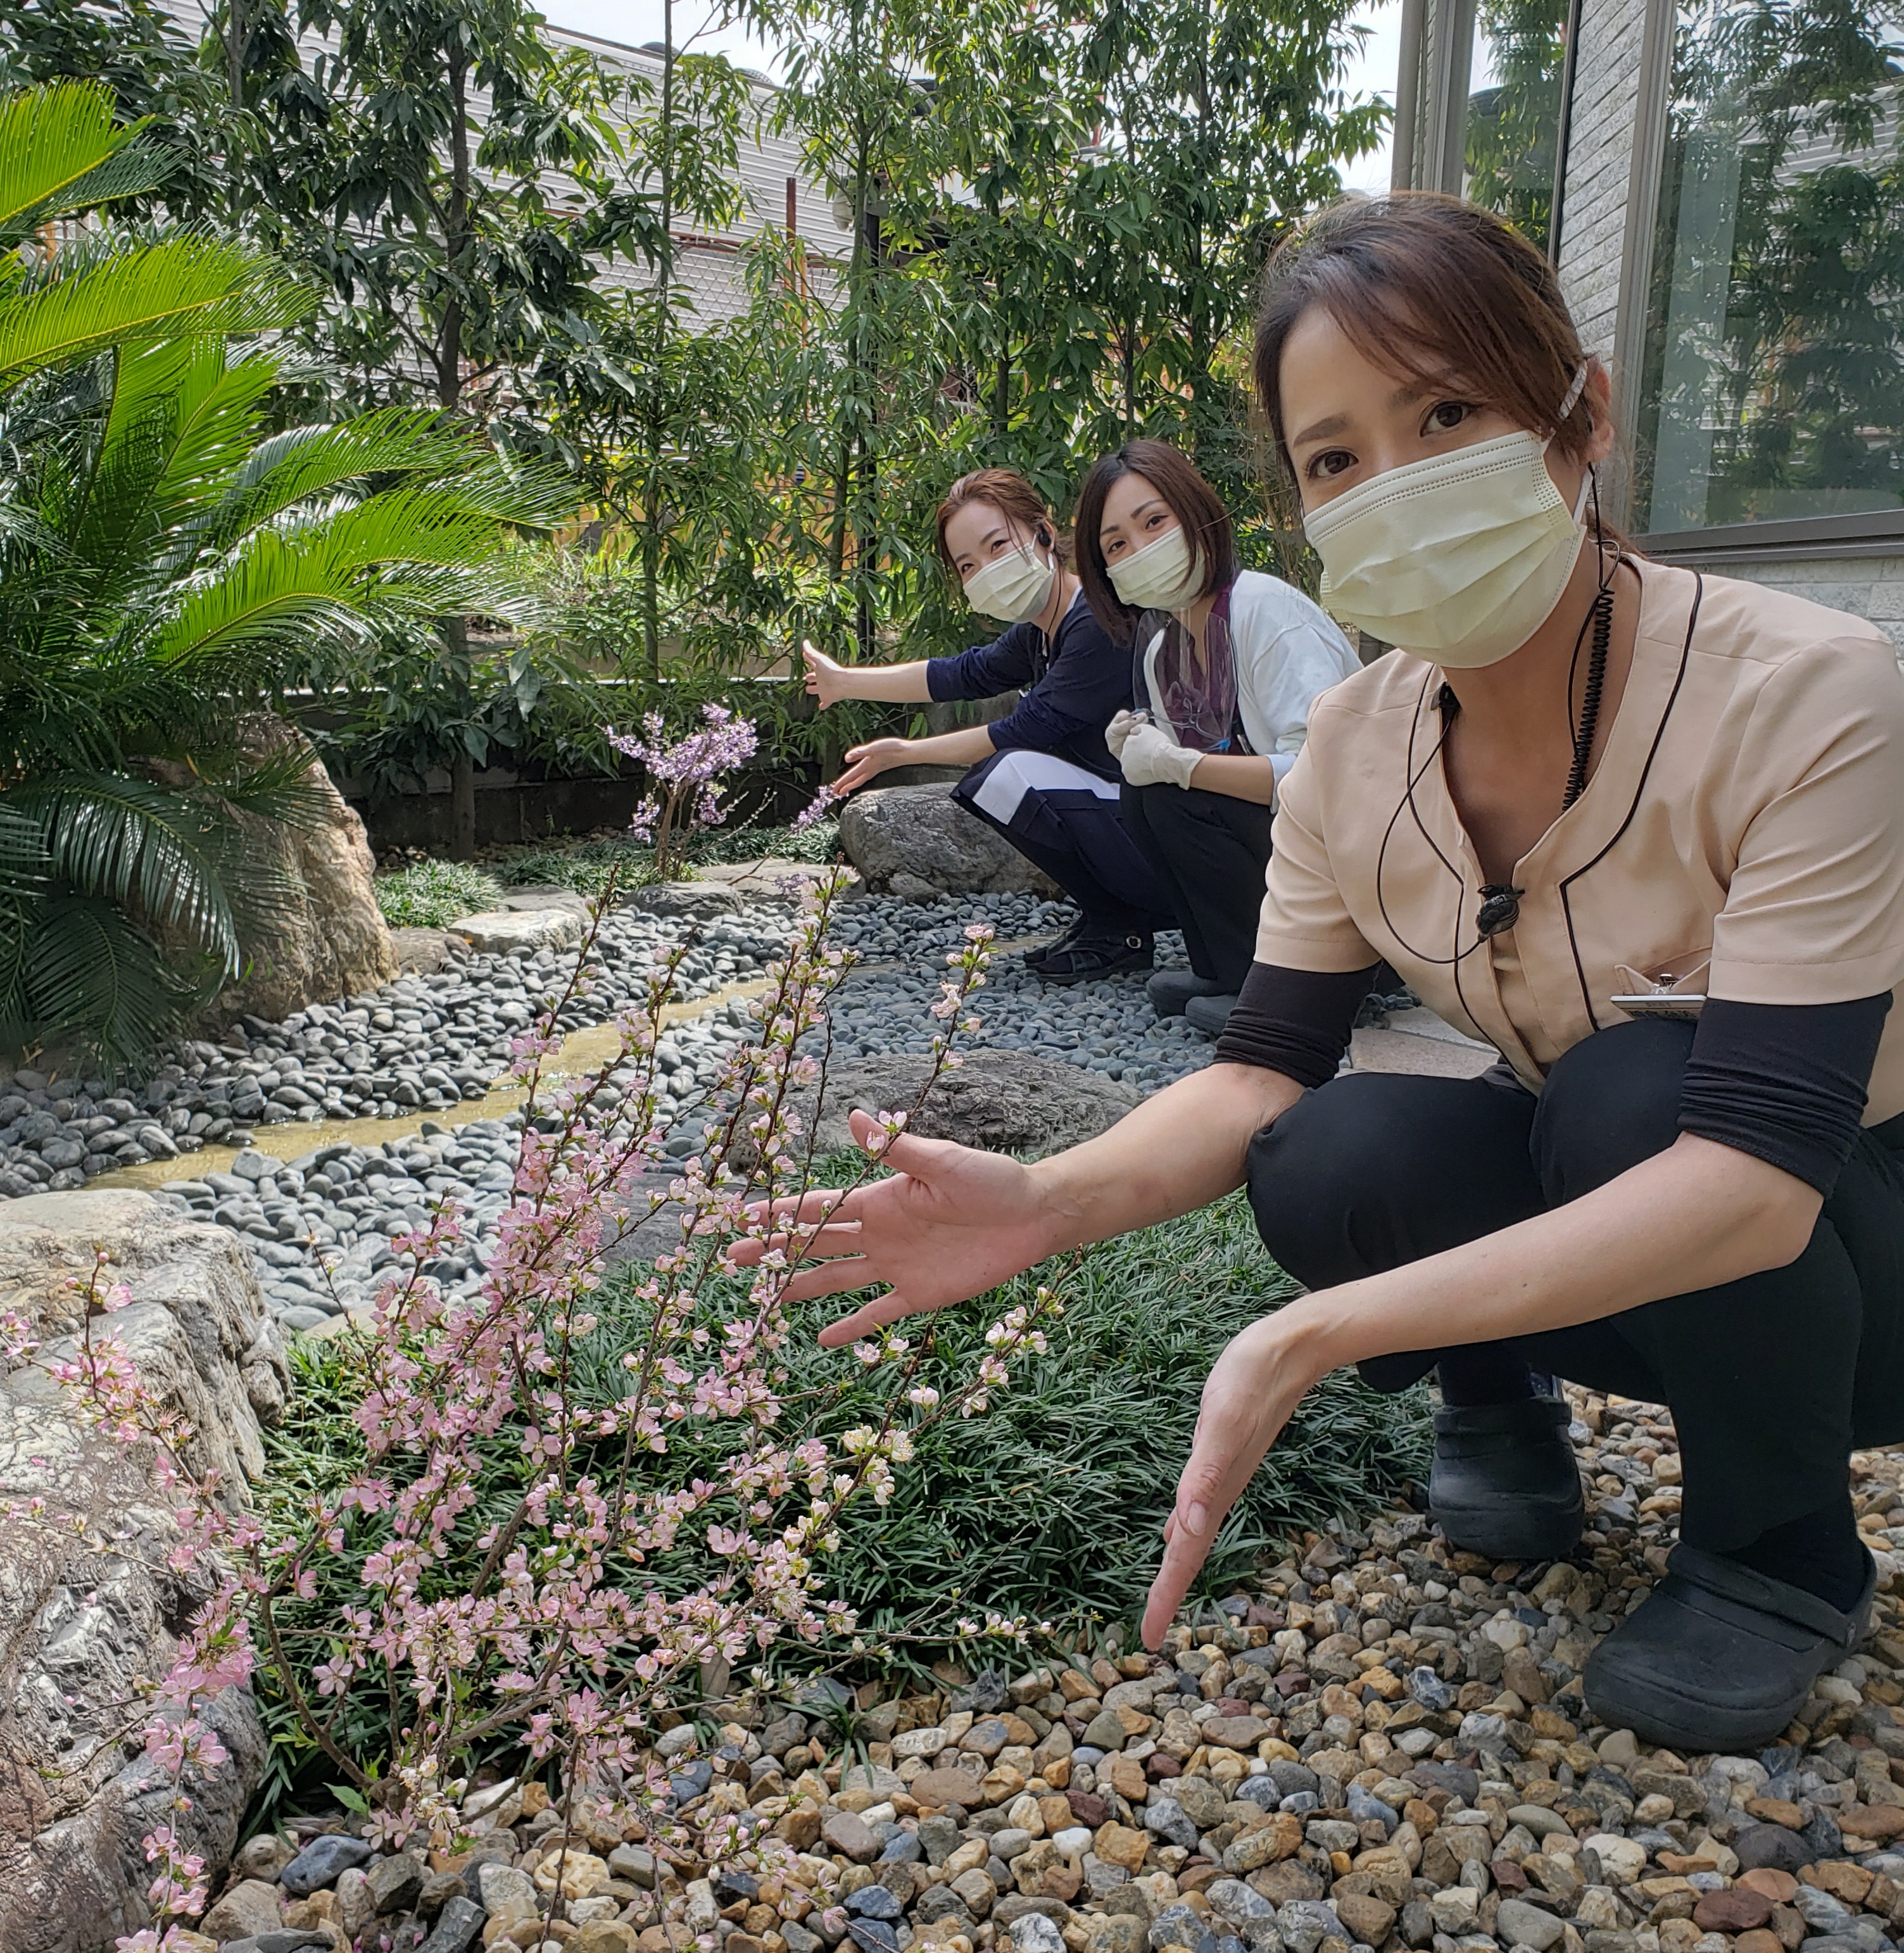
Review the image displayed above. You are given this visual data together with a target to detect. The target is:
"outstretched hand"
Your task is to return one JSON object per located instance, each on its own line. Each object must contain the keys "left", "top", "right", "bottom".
{"left": 736, "top": 1108, "right": 1061, "bottom": 1347}
{"left": 830, "top": 737, "right": 910, "bottom": 798}
{"left": 1140, "top": 1312, "right": 1320, "bottom": 1648}
{"left": 803, "top": 639, "right": 851, "bottom": 710}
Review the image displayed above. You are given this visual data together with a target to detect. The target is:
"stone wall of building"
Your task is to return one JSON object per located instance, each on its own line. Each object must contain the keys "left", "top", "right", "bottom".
{"left": 1554, "top": 0, "right": 1649, "bottom": 368}
{"left": 1696, "top": 555, "right": 1904, "bottom": 655}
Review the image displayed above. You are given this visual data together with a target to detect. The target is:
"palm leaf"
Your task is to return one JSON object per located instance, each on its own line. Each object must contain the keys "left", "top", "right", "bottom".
{"left": 9, "top": 773, "right": 244, "bottom": 977}
{"left": 0, "top": 804, "right": 47, "bottom": 901}
{"left": 148, "top": 492, "right": 550, "bottom": 670}
{"left": 75, "top": 339, "right": 278, "bottom": 610}
{"left": 9, "top": 889, "right": 195, "bottom": 1068}
{"left": 0, "top": 82, "right": 158, "bottom": 238}
{"left": 217, "top": 409, "right": 557, "bottom": 545}
{"left": 0, "top": 235, "right": 309, "bottom": 386}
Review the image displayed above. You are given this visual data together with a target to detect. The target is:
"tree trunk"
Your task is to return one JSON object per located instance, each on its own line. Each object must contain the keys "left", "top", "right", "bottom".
{"left": 643, "top": 0, "right": 676, "bottom": 681}
{"left": 439, "top": 57, "right": 472, "bottom": 414}
{"left": 441, "top": 54, "right": 476, "bottom": 860}
{"left": 450, "top": 751, "right": 477, "bottom": 861}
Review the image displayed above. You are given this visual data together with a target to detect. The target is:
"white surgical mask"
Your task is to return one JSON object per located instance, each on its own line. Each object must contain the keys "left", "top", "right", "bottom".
{"left": 1302, "top": 370, "right": 1594, "bottom": 669}
{"left": 1106, "top": 526, "right": 1203, "bottom": 611}
{"left": 963, "top": 542, "right": 1056, "bottom": 624}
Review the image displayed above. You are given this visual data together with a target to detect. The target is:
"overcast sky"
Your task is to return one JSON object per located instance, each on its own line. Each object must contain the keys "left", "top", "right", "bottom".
{"left": 538, "top": 0, "right": 1405, "bottom": 194}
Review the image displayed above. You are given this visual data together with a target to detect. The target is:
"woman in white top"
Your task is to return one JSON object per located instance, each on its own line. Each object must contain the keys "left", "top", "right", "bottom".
{"left": 1072, "top": 441, "right": 1360, "bottom": 1032}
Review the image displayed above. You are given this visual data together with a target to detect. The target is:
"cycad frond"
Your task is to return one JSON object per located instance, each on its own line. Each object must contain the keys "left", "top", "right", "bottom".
{"left": 77, "top": 339, "right": 278, "bottom": 606}
{"left": 220, "top": 409, "right": 550, "bottom": 543}
{"left": 0, "top": 236, "right": 309, "bottom": 386}
{"left": 0, "top": 82, "right": 158, "bottom": 239}
{"left": 3, "top": 889, "right": 197, "bottom": 1069}
{"left": 149, "top": 489, "right": 546, "bottom": 670}
{"left": 9, "top": 772, "right": 244, "bottom": 977}
{"left": 0, "top": 803, "right": 46, "bottom": 901}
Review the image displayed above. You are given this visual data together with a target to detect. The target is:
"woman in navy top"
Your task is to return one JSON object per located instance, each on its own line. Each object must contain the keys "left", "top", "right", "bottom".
{"left": 805, "top": 468, "right": 1173, "bottom": 983}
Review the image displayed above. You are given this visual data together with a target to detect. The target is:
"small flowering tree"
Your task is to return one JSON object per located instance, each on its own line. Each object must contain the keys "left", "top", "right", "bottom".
{"left": 608, "top": 702, "right": 759, "bottom": 879}
{"left": 3, "top": 872, "right": 1063, "bottom": 1950}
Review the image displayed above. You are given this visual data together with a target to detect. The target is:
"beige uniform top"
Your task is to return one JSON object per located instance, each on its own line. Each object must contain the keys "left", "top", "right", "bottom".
{"left": 1255, "top": 560, "right": 1904, "bottom": 1122}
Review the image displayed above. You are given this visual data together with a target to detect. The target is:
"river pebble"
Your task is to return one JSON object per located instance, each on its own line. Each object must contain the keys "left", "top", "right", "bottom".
{"left": 211, "top": 1412, "right": 1904, "bottom": 1953}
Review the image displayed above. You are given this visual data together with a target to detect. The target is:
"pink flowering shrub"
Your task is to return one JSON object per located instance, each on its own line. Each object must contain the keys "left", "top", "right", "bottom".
{"left": 4, "top": 871, "right": 1062, "bottom": 1949}
{"left": 790, "top": 780, "right": 843, "bottom": 833}
{"left": 608, "top": 702, "right": 759, "bottom": 878}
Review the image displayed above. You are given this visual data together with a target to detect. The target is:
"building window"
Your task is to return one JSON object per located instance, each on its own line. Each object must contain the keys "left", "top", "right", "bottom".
{"left": 1633, "top": 0, "right": 1904, "bottom": 537}
{"left": 1463, "top": 0, "right": 1570, "bottom": 256}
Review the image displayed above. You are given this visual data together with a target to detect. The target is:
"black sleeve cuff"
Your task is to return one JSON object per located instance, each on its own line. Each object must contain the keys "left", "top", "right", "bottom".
{"left": 1678, "top": 994, "right": 1891, "bottom": 1196}
{"left": 1214, "top": 961, "right": 1378, "bottom": 1088}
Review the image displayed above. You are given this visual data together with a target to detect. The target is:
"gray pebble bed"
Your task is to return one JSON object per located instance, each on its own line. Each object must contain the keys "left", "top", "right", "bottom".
{"left": 0, "top": 885, "right": 1242, "bottom": 1331}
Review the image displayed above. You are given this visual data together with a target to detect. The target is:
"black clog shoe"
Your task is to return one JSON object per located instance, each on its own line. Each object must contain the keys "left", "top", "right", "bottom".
{"left": 1430, "top": 1393, "right": 1586, "bottom": 1562}
{"left": 1584, "top": 1543, "right": 1875, "bottom": 1750}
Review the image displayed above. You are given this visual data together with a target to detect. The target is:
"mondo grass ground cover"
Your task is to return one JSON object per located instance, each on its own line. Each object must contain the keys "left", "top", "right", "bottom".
{"left": 372, "top": 859, "right": 505, "bottom": 927}
{"left": 740, "top": 1181, "right": 1434, "bottom": 1638}
{"left": 253, "top": 1167, "right": 1427, "bottom": 1810}
{"left": 486, "top": 817, "right": 844, "bottom": 899}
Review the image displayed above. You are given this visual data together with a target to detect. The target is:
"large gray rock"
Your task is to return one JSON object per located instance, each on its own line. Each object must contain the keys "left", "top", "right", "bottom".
{"left": 0, "top": 1191, "right": 281, "bottom": 1952}
{"left": 495, "top": 886, "right": 595, "bottom": 922}
{"left": 615, "top": 881, "right": 742, "bottom": 920}
{"left": 389, "top": 925, "right": 470, "bottom": 975}
{"left": 163, "top": 716, "right": 398, "bottom": 1025}
{"left": 450, "top": 907, "right": 585, "bottom": 955}
{"left": 839, "top": 785, "right": 1058, "bottom": 898}
{"left": 799, "top": 1051, "right": 1138, "bottom": 1159}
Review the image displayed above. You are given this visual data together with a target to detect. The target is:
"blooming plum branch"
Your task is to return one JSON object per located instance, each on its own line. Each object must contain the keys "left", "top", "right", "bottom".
{"left": 608, "top": 703, "right": 759, "bottom": 878}
{"left": 25, "top": 861, "right": 1072, "bottom": 1946}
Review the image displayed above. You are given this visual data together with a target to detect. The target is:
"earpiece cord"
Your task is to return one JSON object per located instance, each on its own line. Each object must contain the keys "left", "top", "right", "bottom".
{"left": 1561, "top": 473, "right": 1618, "bottom": 810}
{"left": 1375, "top": 468, "right": 1624, "bottom": 1006}
{"left": 1373, "top": 672, "right": 1493, "bottom": 972}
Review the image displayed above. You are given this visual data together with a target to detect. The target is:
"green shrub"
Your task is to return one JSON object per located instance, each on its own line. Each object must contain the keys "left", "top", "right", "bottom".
{"left": 253, "top": 1171, "right": 1428, "bottom": 1814}
{"left": 373, "top": 861, "right": 503, "bottom": 928}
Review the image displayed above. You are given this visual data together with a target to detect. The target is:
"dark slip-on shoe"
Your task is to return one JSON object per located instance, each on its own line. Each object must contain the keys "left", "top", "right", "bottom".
{"left": 1430, "top": 1393, "right": 1586, "bottom": 1562}
{"left": 1584, "top": 1542, "right": 1876, "bottom": 1751}
{"left": 1146, "top": 969, "right": 1227, "bottom": 1018}
{"left": 1038, "top": 930, "right": 1154, "bottom": 986}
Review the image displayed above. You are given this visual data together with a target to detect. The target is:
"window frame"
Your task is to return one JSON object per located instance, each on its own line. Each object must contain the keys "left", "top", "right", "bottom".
{"left": 1613, "top": 0, "right": 1904, "bottom": 553}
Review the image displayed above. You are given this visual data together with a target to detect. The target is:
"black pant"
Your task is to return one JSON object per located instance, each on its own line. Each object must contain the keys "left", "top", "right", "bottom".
{"left": 1122, "top": 782, "right": 1274, "bottom": 991}
{"left": 1246, "top": 1018, "right": 1904, "bottom": 1554}
{"left": 954, "top": 753, "right": 1173, "bottom": 935}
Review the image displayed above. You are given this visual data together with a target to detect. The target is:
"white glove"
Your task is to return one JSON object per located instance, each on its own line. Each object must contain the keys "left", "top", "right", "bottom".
{"left": 1119, "top": 719, "right": 1201, "bottom": 789}
{"left": 1104, "top": 708, "right": 1139, "bottom": 759}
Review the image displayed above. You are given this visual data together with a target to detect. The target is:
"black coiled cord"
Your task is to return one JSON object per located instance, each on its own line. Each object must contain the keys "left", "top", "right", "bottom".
{"left": 1562, "top": 577, "right": 1614, "bottom": 811}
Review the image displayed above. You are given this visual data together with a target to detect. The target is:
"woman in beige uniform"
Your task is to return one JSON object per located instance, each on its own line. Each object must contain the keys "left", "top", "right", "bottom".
{"left": 755, "top": 196, "right": 1904, "bottom": 1750}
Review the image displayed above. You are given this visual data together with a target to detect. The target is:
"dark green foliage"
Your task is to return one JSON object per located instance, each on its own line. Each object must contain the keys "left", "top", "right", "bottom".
{"left": 722, "top": 1190, "right": 1432, "bottom": 1634}
{"left": 0, "top": 81, "right": 563, "bottom": 1064}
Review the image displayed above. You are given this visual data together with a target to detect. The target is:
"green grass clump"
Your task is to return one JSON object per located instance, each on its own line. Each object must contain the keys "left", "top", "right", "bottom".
{"left": 491, "top": 834, "right": 653, "bottom": 898}
{"left": 729, "top": 1183, "right": 1430, "bottom": 1635}
{"left": 693, "top": 817, "right": 842, "bottom": 866}
{"left": 374, "top": 860, "right": 504, "bottom": 928}
{"left": 488, "top": 817, "right": 844, "bottom": 897}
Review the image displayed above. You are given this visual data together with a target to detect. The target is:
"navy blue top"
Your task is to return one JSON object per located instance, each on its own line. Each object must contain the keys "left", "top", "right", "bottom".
{"left": 924, "top": 590, "right": 1132, "bottom": 781}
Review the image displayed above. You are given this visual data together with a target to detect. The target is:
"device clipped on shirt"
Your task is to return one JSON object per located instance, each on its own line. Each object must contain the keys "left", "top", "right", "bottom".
{"left": 1611, "top": 991, "right": 1707, "bottom": 1020}
{"left": 1611, "top": 957, "right": 1708, "bottom": 1022}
